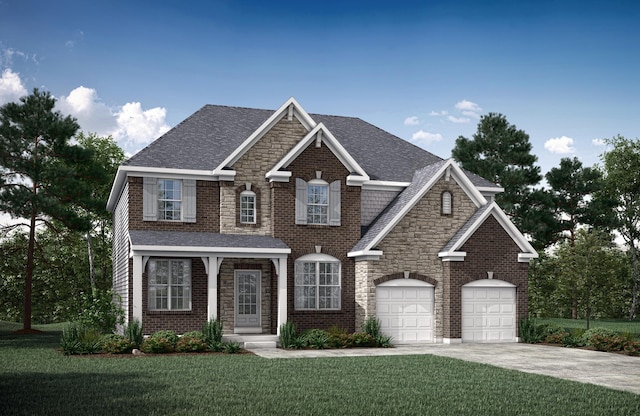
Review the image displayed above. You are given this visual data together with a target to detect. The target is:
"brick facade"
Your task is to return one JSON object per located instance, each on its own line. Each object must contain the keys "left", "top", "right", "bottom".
{"left": 446, "top": 215, "right": 529, "bottom": 339}
{"left": 273, "top": 140, "right": 361, "bottom": 333}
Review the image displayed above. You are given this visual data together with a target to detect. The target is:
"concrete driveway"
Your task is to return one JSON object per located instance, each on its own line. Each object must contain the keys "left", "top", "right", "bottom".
{"left": 248, "top": 343, "right": 640, "bottom": 395}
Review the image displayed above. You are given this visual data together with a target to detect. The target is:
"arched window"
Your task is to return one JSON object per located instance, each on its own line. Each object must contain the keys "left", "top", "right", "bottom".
{"left": 294, "top": 253, "right": 341, "bottom": 310}
{"left": 240, "top": 190, "right": 256, "bottom": 224}
{"left": 442, "top": 191, "right": 452, "bottom": 215}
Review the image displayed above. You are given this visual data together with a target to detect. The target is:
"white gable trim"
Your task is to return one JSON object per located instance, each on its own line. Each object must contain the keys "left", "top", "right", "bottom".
{"left": 266, "top": 122, "right": 370, "bottom": 186}
{"left": 212, "top": 97, "right": 317, "bottom": 179}
{"left": 350, "top": 159, "right": 486, "bottom": 257}
{"left": 438, "top": 201, "right": 538, "bottom": 263}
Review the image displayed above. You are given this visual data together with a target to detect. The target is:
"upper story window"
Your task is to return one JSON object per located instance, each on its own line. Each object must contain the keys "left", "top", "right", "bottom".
{"left": 294, "top": 253, "right": 341, "bottom": 310}
{"left": 240, "top": 190, "right": 256, "bottom": 224}
{"left": 158, "top": 179, "right": 182, "bottom": 221}
{"left": 142, "top": 177, "right": 196, "bottom": 223}
{"left": 307, "top": 180, "right": 328, "bottom": 224}
{"left": 148, "top": 259, "right": 191, "bottom": 311}
{"left": 295, "top": 178, "right": 341, "bottom": 226}
{"left": 441, "top": 191, "right": 452, "bottom": 216}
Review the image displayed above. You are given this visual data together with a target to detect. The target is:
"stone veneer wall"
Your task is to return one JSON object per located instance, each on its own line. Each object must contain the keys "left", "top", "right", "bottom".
{"left": 218, "top": 258, "right": 273, "bottom": 334}
{"left": 447, "top": 215, "right": 529, "bottom": 339}
{"left": 128, "top": 177, "right": 220, "bottom": 232}
{"left": 355, "top": 176, "right": 477, "bottom": 338}
{"left": 273, "top": 140, "right": 361, "bottom": 333}
{"left": 220, "top": 116, "right": 308, "bottom": 235}
{"left": 142, "top": 257, "right": 209, "bottom": 334}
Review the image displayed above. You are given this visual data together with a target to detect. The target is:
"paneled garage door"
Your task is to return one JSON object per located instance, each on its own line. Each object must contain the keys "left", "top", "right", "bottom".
{"left": 376, "top": 279, "right": 434, "bottom": 344}
{"left": 461, "top": 280, "right": 516, "bottom": 343}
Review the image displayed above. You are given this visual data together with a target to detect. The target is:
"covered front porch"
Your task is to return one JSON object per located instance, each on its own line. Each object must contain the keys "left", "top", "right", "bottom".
{"left": 128, "top": 230, "right": 290, "bottom": 335}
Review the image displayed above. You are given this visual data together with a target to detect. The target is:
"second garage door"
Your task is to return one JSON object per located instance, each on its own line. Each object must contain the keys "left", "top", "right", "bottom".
{"left": 376, "top": 279, "right": 434, "bottom": 344}
{"left": 461, "top": 279, "right": 516, "bottom": 343}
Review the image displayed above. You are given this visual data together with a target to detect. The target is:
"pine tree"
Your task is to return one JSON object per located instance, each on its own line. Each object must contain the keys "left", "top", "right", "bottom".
{"left": 0, "top": 89, "right": 97, "bottom": 331}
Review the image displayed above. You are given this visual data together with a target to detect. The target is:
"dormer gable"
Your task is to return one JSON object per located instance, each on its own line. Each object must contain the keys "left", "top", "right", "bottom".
{"left": 266, "top": 122, "right": 370, "bottom": 186}
{"left": 212, "top": 97, "right": 316, "bottom": 181}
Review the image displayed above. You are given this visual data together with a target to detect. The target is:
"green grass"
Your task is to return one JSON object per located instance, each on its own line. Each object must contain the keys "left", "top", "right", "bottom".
{"left": 1, "top": 322, "right": 639, "bottom": 415}
{"left": 536, "top": 318, "right": 640, "bottom": 335}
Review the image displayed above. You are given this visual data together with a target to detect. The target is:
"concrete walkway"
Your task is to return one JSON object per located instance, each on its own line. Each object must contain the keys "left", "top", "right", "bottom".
{"left": 247, "top": 343, "right": 640, "bottom": 395}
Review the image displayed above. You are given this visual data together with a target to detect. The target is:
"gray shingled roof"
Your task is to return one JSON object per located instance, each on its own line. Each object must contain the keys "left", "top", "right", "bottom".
{"left": 129, "top": 230, "right": 289, "bottom": 250}
{"left": 124, "top": 104, "right": 498, "bottom": 186}
{"left": 351, "top": 160, "right": 449, "bottom": 252}
{"left": 440, "top": 203, "right": 493, "bottom": 252}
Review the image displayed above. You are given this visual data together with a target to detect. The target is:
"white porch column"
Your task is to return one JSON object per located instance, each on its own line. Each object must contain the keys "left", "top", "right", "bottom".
{"left": 132, "top": 255, "right": 143, "bottom": 323}
{"left": 276, "top": 256, "right": 288, "bottom": 335}
{"left": 207, "top": 256, "right": 219, "bottom": 320}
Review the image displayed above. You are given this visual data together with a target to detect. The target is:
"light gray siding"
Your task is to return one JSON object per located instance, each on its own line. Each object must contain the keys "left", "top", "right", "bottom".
{"left": 361, "top": 189, "right": 400, "bottom": 226}
{"left": 112, "top": 182, "right": 130, "bottom": 328}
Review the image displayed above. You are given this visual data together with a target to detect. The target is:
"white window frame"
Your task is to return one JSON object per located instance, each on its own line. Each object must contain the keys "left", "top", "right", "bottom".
{"left": 240, "top": 190, "right": 257, "bottom": 224}
{"left": 307, "top": 179, "right": 329, "bottom": 225}
{"left": 294, "top": 253, "right": 341, "bottom": 310}
{"left": 158, "top": 179, "right": 182, "bottom": 221}
{"left": 148, "top": 259, "right": 192, "bottom": 311}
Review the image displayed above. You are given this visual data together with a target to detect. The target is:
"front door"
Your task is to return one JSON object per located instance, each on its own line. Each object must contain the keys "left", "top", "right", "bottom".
{"left": 235, "top": 270, "right": 261, "bottom": 331}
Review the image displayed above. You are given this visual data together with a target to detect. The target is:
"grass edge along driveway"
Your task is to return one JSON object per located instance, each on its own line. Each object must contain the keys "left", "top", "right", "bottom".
{"left": 0, "top": 325, "right": 638, "bottom": 416}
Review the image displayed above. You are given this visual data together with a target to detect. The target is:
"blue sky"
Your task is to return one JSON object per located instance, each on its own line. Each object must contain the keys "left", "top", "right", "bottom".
{"left": 1, "top": 0, "right": 638, "bottom": 177}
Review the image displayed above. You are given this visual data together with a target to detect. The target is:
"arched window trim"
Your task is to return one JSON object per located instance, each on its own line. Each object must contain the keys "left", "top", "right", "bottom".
{"left": 441, "top": 190, "right": 453, "bottom": 216}
{"left": 294, "top": 253, "right": 341, "bottom": 310}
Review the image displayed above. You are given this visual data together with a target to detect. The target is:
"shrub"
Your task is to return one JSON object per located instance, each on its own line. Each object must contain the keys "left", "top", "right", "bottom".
{"left": 102, "top": 334, "right": 136, "bottom": 354}
{"left": 540, "top": 324, "right": 566, "bottom": 338}
{"left": 545, "top": 331, "right": 569, "bottom": 345}
{"left": 203, "top": 318, "right": 224, "bottom": 351}
{"left": 582, "top": 327, "right": 618, "bottom": 347}
{"left": 519, "top": 318, "right": 543, "bottom": 343}
{"left": 376, "top": 334, "right": 393, "bottom": 348}
{"left": 141, "top": 330, "right": 179, "bottom": 353}
{"left": 77, "top": 290, "right": 124, "bottom": 334}
{"left": 301, "top": 329, "right": 329, "bottom": 349}
{"left": 349, "top": 332, "right": 377, "bottom": 347}
{"left": 176, "top": 331, "right": 207, "bottom": 353}
{"left": 124, "top": 318, "right": 144, "bottom": 349}
{"left": 279, "top": 321, "right": 299, "bottom": 349}
{"left": 328, "top": 331, "right": 352, "bottom": 349}
{"left": 361, "top": 316, "right": 382, "bottom": 339}
{"left": 589, "top": 334, "right": 625, "bottom": 352}
{"left": 60, "top": 322, "right": 103, "bottom": 355}
{"left": 223, "top": 342, "right": 242, "bottom": 354}
{"left": 624, "top": 340, "right": 640, "bottom": 356}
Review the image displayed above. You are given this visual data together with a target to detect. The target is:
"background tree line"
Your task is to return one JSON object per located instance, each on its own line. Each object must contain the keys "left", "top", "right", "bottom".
{"left": 0, "top": 90, "right": 638, "bottom": 326}
{"left": 454, "top": 114, "right": 639, "bottom": 321}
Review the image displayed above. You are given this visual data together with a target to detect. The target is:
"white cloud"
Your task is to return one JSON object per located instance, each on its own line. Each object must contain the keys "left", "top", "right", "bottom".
{"left": 0, "top": 68, "right": 27, "bottom": 105}
{"left": 57, "top": 86, "right": 170, "bottom": 155}
{"left": 544, "top": 136, "right": 575, "bottom": 154}
{"left": 592, "top": 138, "right": 606, "bottom": 146}
{"left": 447, "top": 115, "right": 470, "bottom": 124}
{"left": 429, "top": 110, "right": 448, "bottom": 116}
{"left": 461, "top": 110, "right": 480, "bottom": 118}
{"left": 411, "top": 130, "right": 443, "bottom": 145}
{"left": 404, "top": 116, "right": 419, "bottom": 126}
{"left": 455, "top": 99, "right": 482, "bottom": 113}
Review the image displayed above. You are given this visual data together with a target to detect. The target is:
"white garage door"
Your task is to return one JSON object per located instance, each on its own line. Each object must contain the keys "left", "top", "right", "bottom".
{"left": 462, "top": 279, "right": 516, "bottom": 343}
{"left": 376, "top": 279, "right": 434, "bottom": 344}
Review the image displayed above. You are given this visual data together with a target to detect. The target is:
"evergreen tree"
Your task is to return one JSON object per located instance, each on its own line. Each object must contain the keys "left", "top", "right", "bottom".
{"left": 0, "top": 89, "right": 97, "bottom": 330}
{"left": 452, "top": 113, "right": 546, "bottom": 241}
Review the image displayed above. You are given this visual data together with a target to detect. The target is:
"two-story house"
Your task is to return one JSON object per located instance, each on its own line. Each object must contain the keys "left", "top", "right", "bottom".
{"left": 106, "top": 98, "right": 537, "bottom": 344}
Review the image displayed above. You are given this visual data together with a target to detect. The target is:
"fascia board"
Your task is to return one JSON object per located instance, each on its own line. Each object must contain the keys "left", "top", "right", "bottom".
{"left": 131, "top": 245, "right": 291, "bottom": 257}
{"left": 477, "top": 185, "right": 505, "bottom": 193}
{"left": 319, "top": 126, "right": 369, "bottom": 179}
{"left": 448, "top": 161, "right": 487, "bottom": 208}
{"left": 106, "top": 167, "right": 128, "bottom": 211}
{"left": 215, "top": 97, "right": 316, "bottom": 172}
{"left": 362, "top": 180, "right": 411, "bottom": 192}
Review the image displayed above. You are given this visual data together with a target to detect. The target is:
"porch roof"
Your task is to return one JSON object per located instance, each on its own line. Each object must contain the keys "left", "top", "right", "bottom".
{"left": 129, "top": 230, "right": 290, "bottom": 255}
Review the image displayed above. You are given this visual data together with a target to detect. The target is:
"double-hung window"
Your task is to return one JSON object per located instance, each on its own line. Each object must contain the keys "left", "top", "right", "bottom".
{"left": 294, "top": 254, "right": 341, "bottom": 310}
{"left": 158, "top": 179, "right": 182, "bottom": 221}
{"left": 148, "top": 259, "right": 191, "bottom": 311}
{"left": 307, "top": 181, "right": 328, "bottom": 224}
{"left": 240, "top": 190, "right": 256, "bottom": 224}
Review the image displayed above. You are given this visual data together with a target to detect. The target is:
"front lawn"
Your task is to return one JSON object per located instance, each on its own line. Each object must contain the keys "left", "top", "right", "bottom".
{"left": 1, "top": 322, "right": 639, "bottom": 416}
